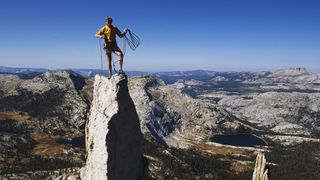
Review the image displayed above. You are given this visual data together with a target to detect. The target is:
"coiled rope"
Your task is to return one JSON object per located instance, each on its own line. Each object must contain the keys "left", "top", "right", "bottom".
{"left": 123, "top": 29, "right": 140, "bottom": 53}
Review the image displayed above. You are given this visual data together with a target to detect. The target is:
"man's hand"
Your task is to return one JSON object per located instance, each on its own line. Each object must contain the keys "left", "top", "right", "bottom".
{"left": 124, "top": 28, "right": 129, "bottom": 34}
{"left": 96, "top": 35, "right": 103, "bottom": 39}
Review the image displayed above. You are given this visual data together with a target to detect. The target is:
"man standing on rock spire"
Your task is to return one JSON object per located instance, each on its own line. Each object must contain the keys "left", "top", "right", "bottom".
{"left": 96, "top": 17, "right": 128, "bottom": 78}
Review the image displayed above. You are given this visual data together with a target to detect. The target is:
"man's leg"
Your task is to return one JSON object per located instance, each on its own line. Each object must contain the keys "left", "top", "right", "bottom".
{"left": 114, "top": 50, "right": 124, "bottom": 71}
{"left": 106, "top": 51, "right": 112, "bottom": 78}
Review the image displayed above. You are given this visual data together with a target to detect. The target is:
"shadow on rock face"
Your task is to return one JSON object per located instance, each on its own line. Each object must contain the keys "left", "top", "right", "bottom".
{"left": 106, "top": 76, "right": 145, "bottom": 180}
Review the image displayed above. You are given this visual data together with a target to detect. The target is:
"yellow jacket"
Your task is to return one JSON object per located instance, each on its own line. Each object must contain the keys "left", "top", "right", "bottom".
{"left": 96, "top": 25, "right": 125, "bottom": 43}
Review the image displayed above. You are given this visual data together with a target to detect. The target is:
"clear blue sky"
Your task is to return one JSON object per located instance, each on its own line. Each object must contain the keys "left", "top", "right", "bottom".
{"left": 0, "top": 0, "right": 319, "bottom": 72}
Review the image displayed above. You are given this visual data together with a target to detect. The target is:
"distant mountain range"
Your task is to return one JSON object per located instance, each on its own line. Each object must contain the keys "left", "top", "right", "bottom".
{"left": 1, "top": 66, "right": 319, "bottom": 84}
{"left": 0, "top": 66, "right": 48, "bottom": 74}
{"left": 0, "top": 66, "right": 149, "bottom": 77}
{"left": 0, "top": 66, "right": 222, "bottom": 82}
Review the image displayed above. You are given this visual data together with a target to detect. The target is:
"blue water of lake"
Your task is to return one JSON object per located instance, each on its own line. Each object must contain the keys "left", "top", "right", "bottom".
{"left": 56, "top": 136, "right": 85, "bottom": 148}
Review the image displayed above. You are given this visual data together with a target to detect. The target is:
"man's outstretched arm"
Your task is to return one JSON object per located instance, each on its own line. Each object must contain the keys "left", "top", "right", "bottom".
{"left": 116, "top": 27, "right": 128, "bottom": 38}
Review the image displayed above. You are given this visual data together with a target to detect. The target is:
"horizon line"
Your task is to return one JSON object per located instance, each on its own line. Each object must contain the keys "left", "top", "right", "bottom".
{"left": 1, "top": 65, "right": 320, "bottom": 73}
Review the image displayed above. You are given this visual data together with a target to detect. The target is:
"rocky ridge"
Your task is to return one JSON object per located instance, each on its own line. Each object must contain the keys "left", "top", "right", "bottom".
{"left": 128, "top": 76, "right": 257, "bottom": 148}
{"left": 0, "top": 71, "right": 88, "bottom": 136}
{"left": 0, "top": 71, "right": 88, "bottom": 180}
{"left": 218, "top": 92, "right": 320, "bottom": 134}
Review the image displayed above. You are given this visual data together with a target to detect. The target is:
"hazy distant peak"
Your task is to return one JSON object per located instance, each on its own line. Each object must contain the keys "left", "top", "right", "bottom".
{"left": 42, "top": 69, "right": 81, "bottom": 77}
{"left": 272, "top": 67, "right": 309, "bottom": 76}
{"left": 263, "top": 67, "right": 320, "bottom": 84}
